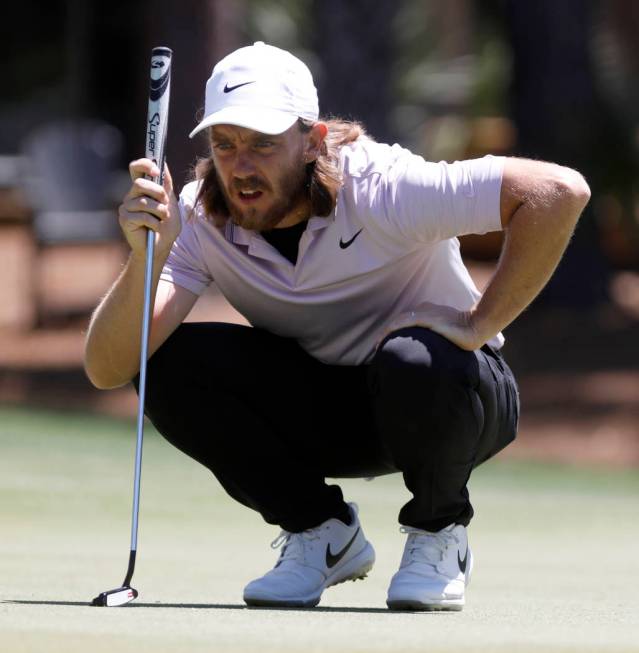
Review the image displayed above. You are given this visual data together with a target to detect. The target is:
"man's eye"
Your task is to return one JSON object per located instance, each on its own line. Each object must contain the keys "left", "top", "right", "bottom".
{"left": 214, "top": 142, "right": 233, "bottom": 151}
{"left": 255, "top": 140, "right": 275, "bottom": 148}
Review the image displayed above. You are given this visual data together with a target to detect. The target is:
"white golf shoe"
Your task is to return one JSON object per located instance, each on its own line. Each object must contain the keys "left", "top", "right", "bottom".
{"left": 386, "top": 523, "right": 472, "bottom": 611}
{"left": 243, "top": 503, "right": 375, "bottom": 608}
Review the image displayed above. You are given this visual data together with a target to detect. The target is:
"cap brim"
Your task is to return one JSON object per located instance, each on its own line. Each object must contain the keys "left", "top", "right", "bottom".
{"left": 189, "top": 107, "right": 298, "bottom": 139}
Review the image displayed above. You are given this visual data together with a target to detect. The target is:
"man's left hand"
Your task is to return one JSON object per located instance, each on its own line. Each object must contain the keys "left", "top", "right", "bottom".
{"left": 375, "top": 302, "right": 483, "bottom": 352}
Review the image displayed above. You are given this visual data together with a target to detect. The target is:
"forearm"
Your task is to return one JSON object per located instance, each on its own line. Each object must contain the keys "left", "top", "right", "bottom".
{"left": 84, "top": 250, "right": 168, "bottom": 389}
{"left": 471, "top": 170, "right": 591, "bottom": 343}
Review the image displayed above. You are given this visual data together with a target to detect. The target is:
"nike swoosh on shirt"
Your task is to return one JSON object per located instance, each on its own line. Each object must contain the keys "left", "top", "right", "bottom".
{"left": 223, "top": 81, "right": 256, "bottom": 93}
{"left": 339, "top": 228, "right": 363, "bottom": 249}
{"left": 326, "top": 527, "right": 360, "bottom": 568}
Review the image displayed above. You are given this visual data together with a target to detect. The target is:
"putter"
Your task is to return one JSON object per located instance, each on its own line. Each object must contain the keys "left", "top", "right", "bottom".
{"left": 92, "top": 46, "right": 172, "bottom": 607}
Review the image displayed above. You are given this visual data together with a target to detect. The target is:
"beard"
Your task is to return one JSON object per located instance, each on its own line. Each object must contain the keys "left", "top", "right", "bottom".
{"left": 217, "top": 157, "right": 309, "bottom": 232}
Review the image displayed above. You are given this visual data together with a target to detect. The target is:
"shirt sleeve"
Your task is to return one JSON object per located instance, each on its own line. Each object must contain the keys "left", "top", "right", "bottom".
{"left": 377, "top": 152, "right": 505, "bottom": 243}
{"left": 159, "top": 190, "right": 213, "bottom": 295}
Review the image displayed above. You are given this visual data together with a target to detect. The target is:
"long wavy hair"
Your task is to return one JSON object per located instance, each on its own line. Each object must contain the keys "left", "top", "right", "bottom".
{"left": 192, "top": 118, "right": 369, "bottom": 227}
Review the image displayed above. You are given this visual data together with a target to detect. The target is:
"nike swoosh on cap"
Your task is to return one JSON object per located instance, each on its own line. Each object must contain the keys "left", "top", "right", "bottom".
{"left": 325, "top": 527, "right": 360, "bottom": 568}
{"left": 339, "top": 228, "right": 363, "bottom": 249}
{"left": 223, "top": 81, "right": 256, "bottom": 93}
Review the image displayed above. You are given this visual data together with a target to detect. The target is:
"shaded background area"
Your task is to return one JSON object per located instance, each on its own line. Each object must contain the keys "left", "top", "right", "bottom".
{"left": 1, "top": 0, "right": 638, "bottom": 466}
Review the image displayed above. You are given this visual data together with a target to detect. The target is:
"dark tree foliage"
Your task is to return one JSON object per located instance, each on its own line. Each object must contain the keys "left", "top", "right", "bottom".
{"left": 504, "top": 0, "right": 638, "bottom": 308}
{"left": 311, "top": 0, "right": 398, "bottom": 144}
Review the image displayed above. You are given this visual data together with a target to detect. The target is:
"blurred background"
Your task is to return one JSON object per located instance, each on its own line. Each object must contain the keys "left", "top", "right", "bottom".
{"left": 1, "top": 0, "right": 638, "bottom": 466}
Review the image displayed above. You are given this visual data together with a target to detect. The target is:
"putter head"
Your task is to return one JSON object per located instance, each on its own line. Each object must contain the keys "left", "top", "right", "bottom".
{"left": 91, "top": 586, "right": 138, "bottom": 607}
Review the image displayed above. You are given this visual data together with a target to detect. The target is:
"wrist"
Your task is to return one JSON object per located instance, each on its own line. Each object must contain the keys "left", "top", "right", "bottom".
{"left": 467, "top": 305, "right": 497, "bottom": 348}
{"left": 130, "top": 244, "right": 171, "bottom": 267}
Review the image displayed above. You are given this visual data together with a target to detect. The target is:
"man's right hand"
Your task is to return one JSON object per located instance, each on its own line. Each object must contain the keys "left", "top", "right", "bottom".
{"left": 119, "top": 158, "right": 181, "bottom": 257}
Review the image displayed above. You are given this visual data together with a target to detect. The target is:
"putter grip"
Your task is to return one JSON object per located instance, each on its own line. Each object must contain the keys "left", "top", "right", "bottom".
{"left": 145, "top": 46, "right": 172, "bottom": 184}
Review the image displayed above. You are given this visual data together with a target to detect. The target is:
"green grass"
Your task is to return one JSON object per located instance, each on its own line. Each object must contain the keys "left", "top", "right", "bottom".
{"left": 0, "top": 406, "right": 638, "bottom": 653}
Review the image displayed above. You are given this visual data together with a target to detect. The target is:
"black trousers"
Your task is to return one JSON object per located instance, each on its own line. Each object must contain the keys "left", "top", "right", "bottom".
{"left": 141, "top": 322, "right": 519, "bottom": 533}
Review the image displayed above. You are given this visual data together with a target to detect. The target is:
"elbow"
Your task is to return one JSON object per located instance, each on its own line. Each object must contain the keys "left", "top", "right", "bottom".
{"left": 84, "top": 363, "right": 121, "bottom": 390}
{"left": 84, "top": 369, "right": 116, "bottom": 390}
{"left": 556, "top": 167, "right": 591, "bottom": 216}
{"left": 83, "top": 350, "right": 131, "bottom": 390}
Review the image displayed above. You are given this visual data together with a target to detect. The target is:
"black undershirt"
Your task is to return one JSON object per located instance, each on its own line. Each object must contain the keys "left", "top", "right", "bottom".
{"left": 261, "top": 220, "right": 309, "bottom": 265}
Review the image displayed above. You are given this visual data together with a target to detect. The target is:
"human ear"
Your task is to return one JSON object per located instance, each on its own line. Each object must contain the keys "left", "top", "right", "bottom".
{"left": 305, "top": 122, "right": 328, "bottom": 162}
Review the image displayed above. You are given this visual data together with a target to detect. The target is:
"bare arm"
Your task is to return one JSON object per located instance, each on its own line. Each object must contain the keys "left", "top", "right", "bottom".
{"left": 469, "top": 157, "right": 591, "bottom": 345}
{"left": 377, "top": 157, "right": 591, "bottom": 350}
{"left": 85, "top": 267, "right": 197, "bottom": 389}
{"left": 84, "top": 159, "right": 197, "bottom": 389}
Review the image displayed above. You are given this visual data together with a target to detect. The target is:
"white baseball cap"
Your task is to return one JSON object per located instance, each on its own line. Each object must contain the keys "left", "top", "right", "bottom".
{"left": 189, "top": 41, "right": 319, "bottom": 138}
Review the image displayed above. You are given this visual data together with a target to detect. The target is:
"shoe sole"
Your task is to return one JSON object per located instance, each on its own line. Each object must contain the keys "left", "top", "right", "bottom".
{"left": 244, "top": 542, "right": 375, "bottom": 609}
{"left": 386, "top": 598, "right": 464, "bottom": 611}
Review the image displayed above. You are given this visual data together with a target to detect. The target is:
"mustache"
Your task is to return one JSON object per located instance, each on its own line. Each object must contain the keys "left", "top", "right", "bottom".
{"left": 232, "top": 177, "right": 269, "bottom": 193}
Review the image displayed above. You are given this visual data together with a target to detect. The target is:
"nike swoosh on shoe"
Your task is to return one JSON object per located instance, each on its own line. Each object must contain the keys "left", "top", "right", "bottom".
{"left": 458, "top": 547, "right": 468, "bottom": 573}
{"left": 326, "top": 527, "right": 360, "bottom": 568}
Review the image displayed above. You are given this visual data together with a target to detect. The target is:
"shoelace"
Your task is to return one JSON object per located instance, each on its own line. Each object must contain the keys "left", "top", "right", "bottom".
{"left": 271, "top": 528, "right": 322, "bottom": 564}
{"left": 400, "top": 526, "right": 460, "bottom": 567}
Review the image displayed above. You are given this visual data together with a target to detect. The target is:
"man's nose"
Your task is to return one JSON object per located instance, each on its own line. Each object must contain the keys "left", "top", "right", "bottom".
{"left": 232, "top": 151, "right": 257, "bottom": 178}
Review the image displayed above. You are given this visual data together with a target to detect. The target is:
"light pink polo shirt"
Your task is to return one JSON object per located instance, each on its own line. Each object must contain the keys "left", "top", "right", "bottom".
{"left": 160, "top": 138, "right": 505, "bottom": 365}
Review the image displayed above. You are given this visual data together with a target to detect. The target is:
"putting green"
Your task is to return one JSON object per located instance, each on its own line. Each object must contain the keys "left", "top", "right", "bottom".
{"left": 1, "top": 406, "right": 638, "bottom": 652}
